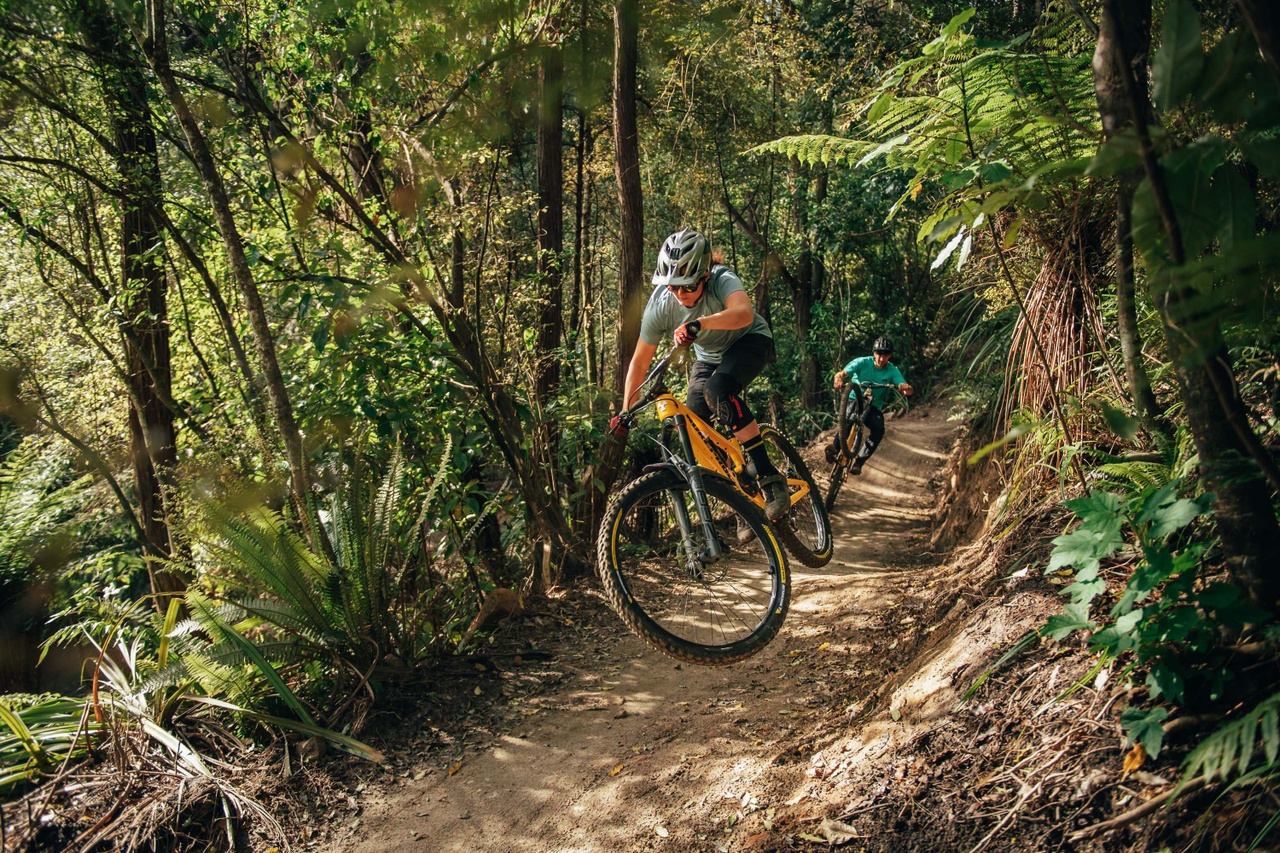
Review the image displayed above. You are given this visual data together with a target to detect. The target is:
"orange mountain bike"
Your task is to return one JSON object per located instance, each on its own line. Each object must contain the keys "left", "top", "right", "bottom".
{"left": 824, "top": 380, "right": 908, "bottom": 511}
{"left": 596, "top": 349, "right": 830, "bottom": 665}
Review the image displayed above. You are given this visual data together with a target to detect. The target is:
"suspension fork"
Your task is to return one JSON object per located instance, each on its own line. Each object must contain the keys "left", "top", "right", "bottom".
{"left": 670, "top": 414, "right": 724, "bottom": 563}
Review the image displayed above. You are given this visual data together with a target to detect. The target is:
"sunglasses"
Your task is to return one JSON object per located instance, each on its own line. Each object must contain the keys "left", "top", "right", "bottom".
{"left": 874, "top": 350, "right": 892, "bottom": 355}
{"left": 667, "top": 281, "right": 702, "bottom": 293}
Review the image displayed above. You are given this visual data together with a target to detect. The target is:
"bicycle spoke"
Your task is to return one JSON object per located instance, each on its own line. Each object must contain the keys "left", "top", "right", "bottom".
{"left": 606, "top": 475, "right": 781, "bottom": 651}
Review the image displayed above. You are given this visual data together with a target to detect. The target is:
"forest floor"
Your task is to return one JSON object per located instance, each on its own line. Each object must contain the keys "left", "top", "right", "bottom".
{"left": 295, "top": 398, "right": 1216, "bottom": 853}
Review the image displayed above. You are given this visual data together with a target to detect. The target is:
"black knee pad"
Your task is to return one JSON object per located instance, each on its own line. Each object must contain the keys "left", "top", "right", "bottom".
{"left": 704, "top": 373, "right": 753, "bottom": 431}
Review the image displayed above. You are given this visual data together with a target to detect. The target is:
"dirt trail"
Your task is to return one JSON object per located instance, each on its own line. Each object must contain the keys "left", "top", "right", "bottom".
{"left": 320, "top": 402, "right": 961, "bottom": 853}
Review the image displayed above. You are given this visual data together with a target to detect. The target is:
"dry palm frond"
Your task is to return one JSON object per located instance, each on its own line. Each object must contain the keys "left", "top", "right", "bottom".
{"left": 999, "top": 213, "right": 1111, "bottom": 433}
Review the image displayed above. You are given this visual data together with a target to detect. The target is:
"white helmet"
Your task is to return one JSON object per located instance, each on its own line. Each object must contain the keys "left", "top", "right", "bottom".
{"left": 652, "top": 228, "right": 711, "bottom": 288}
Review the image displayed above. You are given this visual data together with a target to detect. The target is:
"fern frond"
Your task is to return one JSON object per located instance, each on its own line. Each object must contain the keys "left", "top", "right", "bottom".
{"left": 1181, "top": 692, "right": 1280, "bottom": 786}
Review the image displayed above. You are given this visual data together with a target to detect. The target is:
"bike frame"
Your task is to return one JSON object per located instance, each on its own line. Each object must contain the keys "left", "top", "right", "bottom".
{"left": 624, "top": 350, "right": 811, "bottom": 562}
{"left": 650, "top": 392, "right": 810, "bottom": 516}
{"left": 837, "top": 380, "right": 904, "bottom": 453}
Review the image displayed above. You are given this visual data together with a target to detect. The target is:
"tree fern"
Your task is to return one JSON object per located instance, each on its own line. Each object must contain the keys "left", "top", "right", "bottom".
{"left": 750, "top": 7, "right": 1098, "bottom": 263}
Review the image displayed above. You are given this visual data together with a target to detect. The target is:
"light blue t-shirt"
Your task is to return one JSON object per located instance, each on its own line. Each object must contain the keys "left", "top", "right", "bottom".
{"left": 842, "top": 355, "right": 906, "bottom": 409}
{"left": 639, "top": 266, "right": 771, "bottom": 364}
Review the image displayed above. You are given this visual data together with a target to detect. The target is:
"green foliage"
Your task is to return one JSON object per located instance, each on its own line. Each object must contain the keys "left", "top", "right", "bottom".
{"left": 198, "top": 436, "right": 453, "bottom": 671}
{"left": 0, "top": 437, "right": 89, "bottom": 593}
{"left": 1041, "top": 480, "right": 1275, "bottom": 760}
{"left": 752, "top": 8, "right": 1098, "bottom": 267}
{"left": 1126, "top": 0, "right": 1280, "bottom": 347}
{"left": 1181, "top": 691, "right": 1280, "bottom": 786}
{"left": 0, "top": 693, "right": 97, "bottom": 793}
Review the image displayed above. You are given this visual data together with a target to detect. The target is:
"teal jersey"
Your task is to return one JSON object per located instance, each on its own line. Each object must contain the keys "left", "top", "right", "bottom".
{"left": 842, "top": 356, "right": 906, "bottom": 409}
{"left": 639, "top": 265, "right": 771, "bottom": 364}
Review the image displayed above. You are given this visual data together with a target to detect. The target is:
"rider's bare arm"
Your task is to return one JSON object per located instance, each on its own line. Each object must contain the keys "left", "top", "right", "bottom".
{"left": 622, "top": 340, "right": 658, "bottom": 411}
{"left": 833, "top": 370, "right": 849, "bottom": 390}
{"left": 696, "top": 290, "right": 754, "bottom": 332}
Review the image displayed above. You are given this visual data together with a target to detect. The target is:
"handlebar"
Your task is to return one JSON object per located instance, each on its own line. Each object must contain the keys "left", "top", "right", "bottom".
{"left": 622, "top": 346, "right": 690, "bottom": 415}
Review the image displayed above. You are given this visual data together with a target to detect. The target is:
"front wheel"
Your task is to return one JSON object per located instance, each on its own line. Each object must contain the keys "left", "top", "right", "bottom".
{"left": 824, "top": 386, "right": 865, "bottom": 513}
{"left": 760, "top": 426, "right": 833, "bottom": 568}
{"left": 597, "top": 468, "right": 790, "bottom": 666}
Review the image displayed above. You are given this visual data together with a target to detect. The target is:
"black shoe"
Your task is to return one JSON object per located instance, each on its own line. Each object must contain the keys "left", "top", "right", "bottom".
{"left": 737, "top": 516, "right": 757, "bottom": 544}
{"left": 850, "top": 459, "right": 864, "bottom": 476}
{"left": 824, "top": 442, "right": 838, "bottom": 465}
{"left": 759, "top": 474, "right": 789, "bottom": 522}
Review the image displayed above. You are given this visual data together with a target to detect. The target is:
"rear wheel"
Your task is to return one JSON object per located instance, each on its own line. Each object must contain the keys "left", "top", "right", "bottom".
{"left": 760, "top": 426, "right": 833, "bottom": 568}
{"left": 597, "top": 468, "right": 790, "bottom": 666}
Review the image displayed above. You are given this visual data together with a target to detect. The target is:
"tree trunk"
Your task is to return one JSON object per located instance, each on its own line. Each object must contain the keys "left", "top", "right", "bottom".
{"left": 613, "top": 0, "right": 645, "bottom": 394}
{"left": 570, "top": 0, "right": 643, "bottom": 544}
{"left": 789, "top": 162, "right": 819, "bottom": 411}
{"left": 75, "top": 0, "right": 186, "bottom": 601}
{"left": 1100, "top": 0, "right": 1280, "bottom": 611}
{"left": 142, "top": 0, "right": 325, "bottom": 556}
{"left": 1091, "top": 0, "right": 1166, "bottom": 440}
{"left": 535, "top": 32, "right": 565, "bottom": 487}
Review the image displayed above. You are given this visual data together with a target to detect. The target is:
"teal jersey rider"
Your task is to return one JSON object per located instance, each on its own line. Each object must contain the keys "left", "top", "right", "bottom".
{"left": 829, "top": 335, "right": 914, "bottom": 475}
{"left": 841, "top": 355, "right": 906, "bottom": 409}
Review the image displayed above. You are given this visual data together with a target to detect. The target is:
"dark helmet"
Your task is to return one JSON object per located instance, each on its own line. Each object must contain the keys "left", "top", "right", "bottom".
{"left": 873, "top": 336, "right": 893, "bottom": 354}
{"left": 652, "top": 228, "right": 711, "bottom": 287}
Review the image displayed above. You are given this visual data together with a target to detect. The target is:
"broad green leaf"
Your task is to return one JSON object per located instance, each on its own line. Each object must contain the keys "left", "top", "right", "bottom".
{"left": 1001, "top": 217, "right": 1022, "bottom": 248}
{"left": 1047, "top": 526, "right": 1123, "bottom": 574}
{"left": 1137, "top": 485, "right": 1210, "bottom": 540}
{"left": 1114, "top": 607, "right": 1145, "bottom": 635}
{"left": 1161, "top": 138, "right": 1227, "bottom": 259}
{"left": 1240, "top": 136, "right": 1280, "bottom": 183}
{"left": 923, "top": 8, "right": 974, "bottom": 55}
{"left": 312, "top": 321, "right": 329, "bottom": 353}
{"left": 1195, "top": 28, "right": 1260, "bottom": 123}
{"left": 1131, "top": 177, "right": 1165, "bottom": 266}
{"left": 1152, "top": 0, "right": 1204, "bottom": 112}
{"left": 1150, "top": 605, "right": 1200, "bottom": 644}
{"left": 1099, "top": 402, "right": 1140, "bottom": 442}
{"left": 1145, "top": 664, "right": 1185, "bottom": 703}
{"left": 1131, "top": 545, "right": 1176, "bottom": 595}
{"left": 1042, "top": 602, "right": 1094, "bottom": 640}
{"left": 1122, "top": 705, "right": 1169, "bottom": 758}
{"left": 1063, "top": 491, "right": 1125, "bottom": 534}
{"left": 1213, "top": 166, "right": 1254, "bottom": 251}
{"left": 927, "top": 214, "right": 965, "bottom": 243}
{"left": 867, "top": 92, "right": 894, "bottom": 123}
{"left": 1062, "top": 575, "right": 1106, "bottom": 607}
{"left": 1085, "top": 132, "right": 1140, "bottom": 178}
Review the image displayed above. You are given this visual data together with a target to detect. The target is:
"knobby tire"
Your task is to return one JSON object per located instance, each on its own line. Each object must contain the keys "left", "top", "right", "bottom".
{"left": 759, "top": 426, "right": 833, "bottom": 568}
{"left": 597, "top": 468, "right": 790, "bottom": 666}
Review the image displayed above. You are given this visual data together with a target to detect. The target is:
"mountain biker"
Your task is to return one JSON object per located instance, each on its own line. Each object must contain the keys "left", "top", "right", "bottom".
{"left": 827, "top": 336, "right": 914, "bottom": 475}
{"left": 611, "top": 228, "right": 790, "bottom": 523}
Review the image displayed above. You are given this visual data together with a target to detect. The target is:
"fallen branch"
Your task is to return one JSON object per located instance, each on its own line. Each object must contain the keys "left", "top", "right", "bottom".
{"left": 1068, "top": 776, "right": 1206, "bottom": 842}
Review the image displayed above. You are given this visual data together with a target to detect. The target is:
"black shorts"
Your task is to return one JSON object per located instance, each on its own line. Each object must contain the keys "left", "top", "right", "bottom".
{"left": 685, "top": 333, "right": 774, "bottom": 426}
